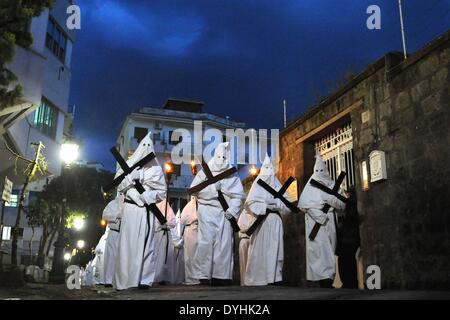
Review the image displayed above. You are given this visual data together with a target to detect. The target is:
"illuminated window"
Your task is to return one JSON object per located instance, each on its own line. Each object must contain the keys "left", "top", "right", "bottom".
{"left": 5, "top": 194, "right": 18, "bottom": 207}
{"left": 33, "top": 98, "right": 58, "bottom": 139}
{"left": 45, "top": 17, "right": 68, "bottom": 63}
{"left": 1, "top": 226, "right": 11, "bottom": 241}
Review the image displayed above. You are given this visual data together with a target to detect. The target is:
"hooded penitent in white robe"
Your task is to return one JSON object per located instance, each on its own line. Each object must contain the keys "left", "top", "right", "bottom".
{"left": 180, "top": 197, "right": 199, "bottom": 285}
{"left": 93, "top": 231, "right": 107, "bottom": 284}
{"left": 298, "top": 155, "right": 346, "bottom": 282}
{"left": 237, "top": 209, "right": 254, "bottom": 286}
{"left": 190, "top": 142, "right": 244, "bottom": 280}
{"left": 114, "top": 133, "right": 167, "bottom": 290}
{"left": 171, "top": 209, "right": 185, "bottom": 284}
{"left": 244, "top": 155, "right": 293, "bottom": 286}
{"left": 102, "top": 198, "right": 121, "bottom": 286}
{"left": 153, "top": 199, "right": 176, "bottom": 284}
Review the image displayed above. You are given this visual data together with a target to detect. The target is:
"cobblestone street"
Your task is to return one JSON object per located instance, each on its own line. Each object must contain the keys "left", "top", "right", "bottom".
{"left": 1, "top": 284, "right": 449, "bottom": 300}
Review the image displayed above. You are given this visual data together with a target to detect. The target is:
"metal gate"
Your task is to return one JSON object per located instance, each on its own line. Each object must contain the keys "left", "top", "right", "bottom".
{"left": 314, "top": 122, "right": 355, "bottom": 190}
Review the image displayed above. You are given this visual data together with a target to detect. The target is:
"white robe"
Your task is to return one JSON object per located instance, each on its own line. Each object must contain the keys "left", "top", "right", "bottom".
{"left": 180, "top": 198, "right": 199, "bottom": 285}
{"left": 104, "top": 226, "right": 119, "bottom": 285}
{"left": 237, "top": 209, "right": 254, "bottom": 286}
{"left": 101, "top": 200, "right": 121, "bottom": 286}
{"left": 244, "top": 160, "right": 292, "bottom": 286}
{"left": 93, "top": 232, "right": 107, "bottom": 284}
{"left": 114, "top": 165, "right": 166, "bottom": 290}
{"left": 298, "top": 156, "right": 346, "bottom": 281}
{"left": 171, "top": 210, "right": 185, "bottom": 284}
{"left": 191, "top": 142, "right": 244, "bottom": 280}
{"left": 153, "top": 200, "right": 176, "bottom": 284}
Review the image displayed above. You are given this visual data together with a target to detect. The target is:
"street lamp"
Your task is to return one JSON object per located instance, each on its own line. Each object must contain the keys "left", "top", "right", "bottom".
{"left": 64, "top": 253, "right": 71, "bottom": 261}
{"left": 100, "top": 219, "right": 107, "bottom": 227}
{"left": 59, "top": 143, "right": 79, "bottom": 166}
{"left": 50, "top": 141, "right": 79, "bottom": 283}
{"left": 76, "top": 240, "right": 85, "bottom": 250}
{"left": 73, "top": 217, "right": 85, "bottom": 231}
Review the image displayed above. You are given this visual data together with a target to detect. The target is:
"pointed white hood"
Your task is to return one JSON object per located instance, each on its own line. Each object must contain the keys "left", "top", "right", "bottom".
{"left": 311, "top": 155, "right": 333, "bottom": 187}
{"left": 208, "top": 142, "right": 231, "bottom": 172}
{"left": 245, "top": 155, "right": 287, "bottom": 216}
{"left": 258, "top": 154, "right": 275, "bottom": 186}
{"left": 116, "top": 132, "right": 158, "bottom": 176}
{"left": 298, "top": 155, "right": 335, "bottom": 211}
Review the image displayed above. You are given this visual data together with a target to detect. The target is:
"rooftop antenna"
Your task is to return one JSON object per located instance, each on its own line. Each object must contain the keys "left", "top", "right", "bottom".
{"left": 398, "top": 0, "right": 408, "bottom": 59}
{"left": 283, "top": 99, "right": 287, "bottom": 128}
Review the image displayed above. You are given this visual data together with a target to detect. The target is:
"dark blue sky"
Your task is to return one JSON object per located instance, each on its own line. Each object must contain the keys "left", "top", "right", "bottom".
{"left": 69, "top": 0, "right": 450, "bottom": 170}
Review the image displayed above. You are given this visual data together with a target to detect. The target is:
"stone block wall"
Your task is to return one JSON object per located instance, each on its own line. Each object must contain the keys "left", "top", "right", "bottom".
{"left": 278, "top": 31, "right": 450, "bottom": 289}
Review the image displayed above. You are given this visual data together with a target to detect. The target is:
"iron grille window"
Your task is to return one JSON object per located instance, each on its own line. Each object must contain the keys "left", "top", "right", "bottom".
{"left": 314, "top": 122, "right": 355, "bottom": 189}
{"left": 45, "top": 17, "right": 67, "bottom": 63}
{"left": 33, "top": 98, "right": 58, "bottom": 139}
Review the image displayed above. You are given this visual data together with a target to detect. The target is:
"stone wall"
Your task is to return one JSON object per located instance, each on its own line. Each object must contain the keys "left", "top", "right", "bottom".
{"left": 278, "top": 31, "right": 450, "bottom": 289}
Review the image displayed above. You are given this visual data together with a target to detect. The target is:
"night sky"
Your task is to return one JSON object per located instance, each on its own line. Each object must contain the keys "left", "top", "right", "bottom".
{"left": 69, "top": 0, "right": 449, "bottom": 170}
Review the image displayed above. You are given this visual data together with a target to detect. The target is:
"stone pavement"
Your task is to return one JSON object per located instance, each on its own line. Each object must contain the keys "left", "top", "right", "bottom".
{"left": 0, "top": 284, "right": 449, "bottom": 300}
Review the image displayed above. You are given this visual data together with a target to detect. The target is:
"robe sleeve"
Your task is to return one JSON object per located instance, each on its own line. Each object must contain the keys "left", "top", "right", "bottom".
{"left": 140, "top": 166, "right": 167, "bottom": 205}
{"left": 276, "top": 190, "right": 295, "bottom": 215}
{"left": 307, "top": 207, "right": 328, "bottom": 225}
{"left": 221, "top": 175, "right": 244, "bottom": 218}
{"left": 322, "top": 191, "right": 346, "bottom": 211}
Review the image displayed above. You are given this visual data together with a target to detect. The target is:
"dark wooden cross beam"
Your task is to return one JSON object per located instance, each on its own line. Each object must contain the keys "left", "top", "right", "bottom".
{"left": 245, "top": 177, "right": 300, "bottom": 236}
{"left": 102, "top": 147, "right": 156, "bottom": 192}
{"left": 245, "top": 212, "right": 269, "bottom": 237}
{"left": 256, "top": 177, "right": 301, "bottom": 214}
{"left": 188, "top": 158, "right": 240, "bottom": 232}
{"left": 104, "top": 147, "right": 167, "bottom": 225}
{"left": 308, "top": 171, "right": 348, "bottom": 241}
{"left": 188, "top": 158, "right": 237, "bottom": 194}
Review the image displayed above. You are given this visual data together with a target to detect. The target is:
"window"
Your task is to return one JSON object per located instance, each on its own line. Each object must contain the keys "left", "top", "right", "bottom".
{"left": 153, "top": 132, "right": 161, "bottom": 142}
{"left": 173, "top": 164, "right": 181, "bottom": 177}
{"left": 45, "top": 17, "right": 67, "bottom": 63}
{"left": 134, "top": 127, "right": 148, "bottom": 143}
{"left": 1, "top": 226, "right": 11, "bottom": 241}
{"left": 5, "top": 194, "right": 18, "bottom": 208}
{"left": 33, "top": 98, "right": 58, "bottom": 139}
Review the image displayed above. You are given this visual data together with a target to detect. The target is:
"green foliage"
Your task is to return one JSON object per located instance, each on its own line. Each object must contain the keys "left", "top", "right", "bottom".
{"left": 65, "top": 211, "right": 86, "bottom": 229}
{"left": 27, "top": 166, "right": 114, "bottom": 252}
{"left": 0, "top": 0, "right": 54, "bottom": 110}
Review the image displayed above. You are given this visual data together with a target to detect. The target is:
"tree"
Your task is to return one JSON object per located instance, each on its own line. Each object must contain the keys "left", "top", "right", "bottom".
{"left": 0, "top": 0, "right": 54, "bottom": 110}
{"left": 6, "top": 141, "right": 47, "bottom": 265}
{"left": 26, "top": 196, "right": 59, "bottom": 267}
{"left": 27, "top": 166, "right": 114, "bottom": 267}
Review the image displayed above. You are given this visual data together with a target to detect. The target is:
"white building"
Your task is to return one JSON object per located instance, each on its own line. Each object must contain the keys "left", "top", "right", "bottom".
{"left": 116, "top": 99, "right": 246, "bottom": 212}
{"left": 0, "top": 1, "right": 76, "bottom": 265}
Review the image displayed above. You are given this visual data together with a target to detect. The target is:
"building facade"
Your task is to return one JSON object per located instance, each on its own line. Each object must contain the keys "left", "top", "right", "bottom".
{"left": 116, "top": 99, "right": 246, "bottom": 213}
{"left": 278, "top": 30, "right": 450, "bottom": 289}
{"left": 0, "top": 1, "right": 76, "bottom": 265}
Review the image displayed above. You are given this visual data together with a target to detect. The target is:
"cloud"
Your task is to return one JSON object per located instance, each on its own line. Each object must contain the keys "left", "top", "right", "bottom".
{"left": 78, "top": 0, "right": 205, "bottom": 57}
